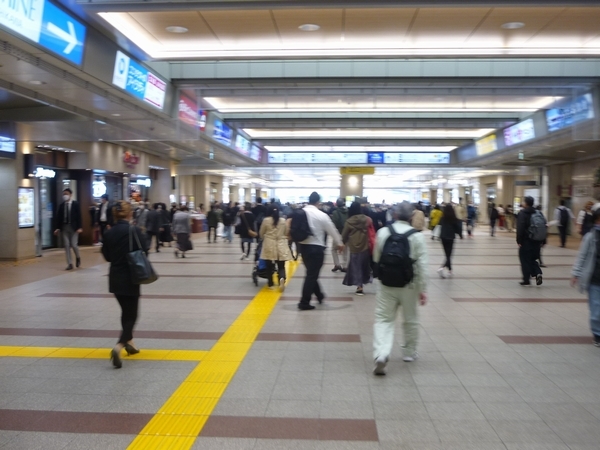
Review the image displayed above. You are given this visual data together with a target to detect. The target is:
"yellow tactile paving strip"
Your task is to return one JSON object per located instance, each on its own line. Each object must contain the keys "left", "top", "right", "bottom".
{"left": 0, "top": 346, "right": 208, "bottom": 361}
{"left": 127, "top": 260, "right": 299, "bottom": 450}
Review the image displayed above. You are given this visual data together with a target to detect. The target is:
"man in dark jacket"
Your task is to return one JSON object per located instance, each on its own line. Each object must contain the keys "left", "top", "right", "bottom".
{"left": 145, "top": 204, "right": 162, "bottom": 253}
{"left": 252, "top": 197, "right": 267, "bottom": 231}
{"left": 95, "top": 194, "right": 113, "bottom": 240}
{"left": 331, "top": 198, "right": 349, "bottom": 272}
{"left": 54, "top": 188, "right": 82, "bottom": 270}
{"left": 516, "top": 196, "right": 543, "bottom": 286}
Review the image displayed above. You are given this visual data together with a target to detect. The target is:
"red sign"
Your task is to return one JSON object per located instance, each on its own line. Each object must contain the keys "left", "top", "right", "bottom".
{"left": 179, "top": 95, "right": 200, "bottom": 128}
{"left": 123, "top": 151, "right": 139, "bottom": 168}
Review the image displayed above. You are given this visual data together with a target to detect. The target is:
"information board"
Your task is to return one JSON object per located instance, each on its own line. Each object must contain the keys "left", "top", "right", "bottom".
{"left": 546, "top": 93, "right": 595, "bottom": 132}
{"left": 213, "top": 119, "right": 232, "bottom": 146}
{"left": 18, "top": 187, "right": 35, "bottom": 228}
{"left": 503, "top": 119, "right": 535, "bottom": 147}
{"left": 475, "top": 134, "right": 498, "bottom": 156}
{"left": 0, "top": 0, "right": 86, "bottom": 65}
{"left": 235, "top": 135, "right": 251, "bottom": 157}
{"left": 112, "top": 51, "right": 167, "bottom": 110}
{"left": 250, "top": 145, "right": 262, "bottom": 162}
{"left": 268, "top": 152, "right": 450, "bottom": 165}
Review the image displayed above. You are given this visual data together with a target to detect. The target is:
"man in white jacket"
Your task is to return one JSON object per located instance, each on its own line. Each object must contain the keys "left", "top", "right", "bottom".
{"left": 372, "top": 202, "right": 429, "bottom": 375}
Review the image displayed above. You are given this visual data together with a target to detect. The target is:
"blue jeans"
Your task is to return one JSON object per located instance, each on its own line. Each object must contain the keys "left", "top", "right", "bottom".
{"left": 588, "top": 284, "right": 600, "bottom": 338}
{"left": 223, "top": 225, "right": 233, "bottom": 242}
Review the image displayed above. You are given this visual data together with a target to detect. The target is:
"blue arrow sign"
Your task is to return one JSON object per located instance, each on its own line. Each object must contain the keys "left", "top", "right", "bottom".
{"left": 0, "top": 0, "right": 86, "bottom": 66}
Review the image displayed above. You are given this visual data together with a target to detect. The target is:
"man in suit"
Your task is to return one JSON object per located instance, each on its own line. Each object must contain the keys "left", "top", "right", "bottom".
{"left": 95, "top": 194, "right": 113, "bottom": 241}
{"left": 54, "top": 188, "right": 82, "bottom": 270}
{"left": 145, "top": 203, "right": 163, "bottom": 253}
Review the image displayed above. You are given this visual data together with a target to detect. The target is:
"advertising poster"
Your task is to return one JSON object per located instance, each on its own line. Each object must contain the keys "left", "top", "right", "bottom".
{"left": 18, "top": 187, "right": 35, "bottom": 228}
{"left": 213, "top": 119, "right": 232, "bottom": 146}
{"left": 475, "top": 134, "right": 498, "bottom": 156}
{"left": 178, "top": 95, "right": 199, "bottom": 127}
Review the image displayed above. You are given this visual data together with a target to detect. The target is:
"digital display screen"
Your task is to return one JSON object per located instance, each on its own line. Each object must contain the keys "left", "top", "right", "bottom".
{"left": 213, "top": 119, "right": 233, "bottom": 146}
{"left": 546, "top": 93, "right": 595, "bottom": 132}
{"left": 268, "top": 152, "right": 451, "bottom": 164}
{"left": 367, "top": 152, "right": 384, "bottom": 164}
{"left": 503, "top": 119, "right": 535, "bottom": 147}
{"left": 235, "top": 135, "right": 251, "bottom": 156}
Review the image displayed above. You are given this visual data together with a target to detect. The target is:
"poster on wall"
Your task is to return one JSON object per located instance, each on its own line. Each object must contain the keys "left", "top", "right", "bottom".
{"left": 18, "top": 187, "right": 35, "bottom": 228}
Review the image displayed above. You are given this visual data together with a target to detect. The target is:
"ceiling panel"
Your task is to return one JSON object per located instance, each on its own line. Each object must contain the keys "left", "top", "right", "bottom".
{"left": 202, "top": 10, "right": 278, "bottom": 43}
{"left": 271, "top": 9, "right": 343, "bottom": 44}
{"left": 408, "top": 7, "right": 492, "bottom": 44}
{"left": 129, "top": 11, "right": 219, "bottom": 45}
{"left": 343, "top": 8, "right": 416, "bottom": 41}
{"left": 531, "top": 7, "right": 600, "bottom": 43}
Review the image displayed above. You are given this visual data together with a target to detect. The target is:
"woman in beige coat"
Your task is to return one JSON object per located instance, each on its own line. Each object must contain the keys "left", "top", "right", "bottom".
{"left": 259, "top": 205, "right": 292, "bottom": 291}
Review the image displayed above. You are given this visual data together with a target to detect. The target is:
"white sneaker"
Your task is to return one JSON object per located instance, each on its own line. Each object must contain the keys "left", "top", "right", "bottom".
{"left": 437, "top": 268, "right": 446, "bottom": 279}
{"left": 447, "top": 271, "right": 453, "bottom": 278}
{"left": 403, "top": 352, "right": 419, "bottom": 362}
{"left": 373, "top": 356, "right": 388, "bottom": 375}
{"left": 240, "top": 253, "right": 245, "bottom": 260}
{"left": 279, "top": 278, "right": 286, "bottom": 293}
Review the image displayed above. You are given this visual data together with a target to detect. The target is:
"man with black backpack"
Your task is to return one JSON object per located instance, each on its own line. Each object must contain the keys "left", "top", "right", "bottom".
{"left": 550, "top": 199, "right": 575, "bottom": 248}
{"left": 294, "top": 192, "right": 344, "bottom": 311}
{"left": 517, "top": 196, "right": 545, "bottom": 286}
{"left": 372, "top": 202, "right": 428, "bottom": 375}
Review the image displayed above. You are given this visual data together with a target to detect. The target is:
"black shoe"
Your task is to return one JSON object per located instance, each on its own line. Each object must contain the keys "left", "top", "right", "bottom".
{"left": 182, "top": 253, "right": 185, "bottom": 258}
{"left": 536, "top": 274, "right": 543, "bottom": 286}
{"left": 298, "top": 304, "right": 316, "bottom": 311}
{"left": 519, "top": 281, "right": 531, "bottom": 286}
{"left": 355, "top": 288, "right": 364, "bottom": 296}
{"left": 540, "top": 264, "right": 547, "bottom": 268}
{"left": 66, "top": 264, "right": 73, "bottom": 271}
{"left": 110, "top": 348, "right": 122, "bottom": 369}
{"left": 340, "top": 267, "right": 347, "bottom": 273}
{"left": 76, "top": 258, "right": 81, "bottom": 268}
{"left": 124, "top": 343, "right": 140, "bottom": 356}
{"left": 175, "top": 250, "right": 179, "bottom": 258}
{"left": 332, "top": 265, "right": 341, "bottom": 273}
{"left": 317, "top": 295, "right": 325, "bottom": 304}
{"left": 594, "top": 335, "right": 600, "bottom": 347}
{"left": 156, "top": 249, "right": 160, "bottom": 253}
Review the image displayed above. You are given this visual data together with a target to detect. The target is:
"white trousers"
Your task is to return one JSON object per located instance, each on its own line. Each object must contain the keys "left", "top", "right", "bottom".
{"left": 373, "top": 283, "right": 420, "bottom": 359}
{"left": 332, "top": 245, "right": 349, "bottom": 268}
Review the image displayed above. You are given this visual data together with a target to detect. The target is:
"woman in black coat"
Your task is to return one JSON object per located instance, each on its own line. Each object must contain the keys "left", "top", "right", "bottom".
{"left": 102, "top": 200, "right": 148, "bottom": 368}
{"left": 438, "top": 203, "right": 462, "bottom": 279}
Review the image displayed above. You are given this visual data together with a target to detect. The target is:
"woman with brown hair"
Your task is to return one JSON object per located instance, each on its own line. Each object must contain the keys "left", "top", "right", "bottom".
{"left": 102, "top": 200, "right": 148, "bottom": 368}
{"left": 342, "top": 201, "right": 373, "bottom": 295}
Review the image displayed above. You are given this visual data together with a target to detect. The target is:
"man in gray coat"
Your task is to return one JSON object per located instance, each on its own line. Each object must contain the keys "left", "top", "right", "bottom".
{"left": 571, "top": 208, "right": 600, "bottom": 347}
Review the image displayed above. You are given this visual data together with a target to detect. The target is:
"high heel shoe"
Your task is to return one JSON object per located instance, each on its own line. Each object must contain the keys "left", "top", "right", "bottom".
{"left": 124, "top": 343, "right": 140, "bottom": 355}
{"left": 110, "top": 348, "right": 122, "bottom": 369}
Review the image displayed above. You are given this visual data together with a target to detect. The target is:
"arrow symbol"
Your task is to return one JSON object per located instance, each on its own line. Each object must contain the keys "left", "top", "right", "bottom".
{"left": 47, "top": 21, "right": 78, "bottom": 55}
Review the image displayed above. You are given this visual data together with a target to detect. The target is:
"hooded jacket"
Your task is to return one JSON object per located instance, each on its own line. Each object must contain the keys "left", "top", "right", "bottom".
{"left": 341, "top": 214, "right": 369, "bottom": 254}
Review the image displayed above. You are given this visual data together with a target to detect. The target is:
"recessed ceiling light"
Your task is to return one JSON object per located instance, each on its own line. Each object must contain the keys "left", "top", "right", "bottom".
{"left": 166, "top": 26, "right": 188, "bottom": 33}
{"left": 298, "top": 24, "right": 320, "bottom": 32}
{"left": 111, "top": 113, "right": 121, "bottom": 117}
{"left": 577, "top": 150, "right": 586, "bottom": 153}
{"left": 28, "top": 80, "right": 46, "bottom": 85}
{"left": 501, "top": 22, "right": 525, "bottom": 29}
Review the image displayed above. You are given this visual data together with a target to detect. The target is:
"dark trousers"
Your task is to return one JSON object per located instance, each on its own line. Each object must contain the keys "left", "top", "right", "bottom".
{"left": 519, "top": 241, "right": 542, "bottom": 283}
{"left": 490, "top": 219, "right": 497, "bottom": 236}
{"left": 241, "top": 238, "right": 253, "bottom": 256}
{"left": 300, "top": 245, "right": 325, "bottom": 306}
{"left": 441, "top": 238, "right": 454, "bottom": 271}
{"left": 115, "top": 294, "right": 139, "bottom": 344}
{"left": 208, "top": 226, "right": 217, "bottom": 242}
{"left": 558, "top": 225, "right": 567, "bottom": 247}
{"left": 99, "top": 221, "right": 109, "bottom": 241}
{"left": 266, "top": 260, "right": 286, "bottom": 287}
{"left": 147, "top": 232, "right": 160, "bottom": 252}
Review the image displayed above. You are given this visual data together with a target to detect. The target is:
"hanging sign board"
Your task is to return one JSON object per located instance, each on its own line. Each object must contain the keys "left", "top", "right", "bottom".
{"left": 340, "top": 167, "right": 375, "bottom": 175}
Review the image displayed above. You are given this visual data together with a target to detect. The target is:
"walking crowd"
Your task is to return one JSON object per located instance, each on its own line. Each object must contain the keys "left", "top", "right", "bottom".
{"left": 83, "top": 191, "right": 600, "bottom": 373}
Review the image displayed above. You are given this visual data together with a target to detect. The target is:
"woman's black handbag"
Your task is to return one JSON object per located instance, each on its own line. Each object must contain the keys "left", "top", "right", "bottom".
{"left": 127, "top": 226, "right": 158, "bottom": 285}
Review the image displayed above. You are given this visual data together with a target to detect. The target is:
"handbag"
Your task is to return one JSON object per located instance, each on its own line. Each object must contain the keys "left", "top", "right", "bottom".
{"left": 126, "top": 226, "right": 158, "bottom": 285}
{"left": 432, "top": 224, "right": 441, "bottom": 239}
{"left": 241, "top": 213, "right": 258, "bottom": 238}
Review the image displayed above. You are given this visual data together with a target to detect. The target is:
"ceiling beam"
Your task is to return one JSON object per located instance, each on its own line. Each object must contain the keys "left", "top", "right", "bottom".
{"left": 227, "top": 118, "right": 516, "bottom": 129}
{"left": 254, "top": 138, "right": 469, "bottom": 147}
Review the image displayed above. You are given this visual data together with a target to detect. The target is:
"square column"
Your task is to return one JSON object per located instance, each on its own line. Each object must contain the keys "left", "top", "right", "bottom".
{"left": 340, "top": 174, "right": 363, "bottom": 200}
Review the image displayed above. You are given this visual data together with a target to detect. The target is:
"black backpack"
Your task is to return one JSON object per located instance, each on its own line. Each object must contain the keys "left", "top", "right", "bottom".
{"left": 289, "top": 208, "right": 313, "bottom": 243}
{"left": 377, "top": 226, "right": 419, "bottom": 288}
{"left": 559, "top": 208, "right": 569, "bottom": 227}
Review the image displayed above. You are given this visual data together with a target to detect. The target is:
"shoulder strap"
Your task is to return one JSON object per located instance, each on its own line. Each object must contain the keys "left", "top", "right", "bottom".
{"left": 387, "top": 224, "right": 397, "bottom": 236}
{"left": 403, "top": 228, "right": 419, "bottom": 239}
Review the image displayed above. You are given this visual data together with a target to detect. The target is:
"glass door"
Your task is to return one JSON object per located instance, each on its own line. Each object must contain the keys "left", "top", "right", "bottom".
{"left": 39, "top": 178, "right": 55, "bottom": 248}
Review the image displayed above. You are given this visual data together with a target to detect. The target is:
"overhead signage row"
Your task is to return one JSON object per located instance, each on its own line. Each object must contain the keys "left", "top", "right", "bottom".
{"left": 212, "top": 119, "right": 233, "bottom": 146}
{"left": 112, "top": 51, "right": 167, "bottom": 110}
{"left": 546, "top": 93, "right": 595, "bottom": 132}
{"left": 0, "top": 0, "right": 87, "bottom": 65}
{"left": 268, "top": 152, "right": 451, "bottom": 165}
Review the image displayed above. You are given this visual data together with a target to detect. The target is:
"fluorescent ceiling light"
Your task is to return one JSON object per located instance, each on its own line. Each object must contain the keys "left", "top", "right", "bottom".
{"left": 502, "top": 22, "right": 525, "bottom": 29}
{"left": 244, "top": 129, "right": 494, "bottom": 139}
{"left": 97, "top": 13, "right": 600, "bottom": 59}
{"left": 265, "top": 146, "right": 458, "bottom": 152}
{"left": 165, "top": 26, "right": 188, "bottom": 33}
{"left": 215, "top": 108, "right": 539, "bottom": 113}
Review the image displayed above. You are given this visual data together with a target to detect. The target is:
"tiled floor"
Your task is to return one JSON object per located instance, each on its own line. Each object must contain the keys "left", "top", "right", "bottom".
{"left": 0, "top": 228, "right": 598, "bottom": 449}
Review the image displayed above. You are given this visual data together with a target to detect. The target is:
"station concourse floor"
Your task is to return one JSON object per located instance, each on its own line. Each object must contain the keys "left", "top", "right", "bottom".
{"left": 0, "top": 227, "right": 599, "bottom": 450}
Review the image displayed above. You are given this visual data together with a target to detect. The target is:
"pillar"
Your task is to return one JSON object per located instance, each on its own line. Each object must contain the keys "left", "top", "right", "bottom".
{"left": 244, "top": 188, "right": 252, "bottom": 203}
{"left": 229, "top": 185, "right": 239, "bottom": 203}
{"left": 443, "top": 189, "right": 452, "bottom": 204}
{"left": 340, "top": 174, "right": 363, "bottom": 200}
